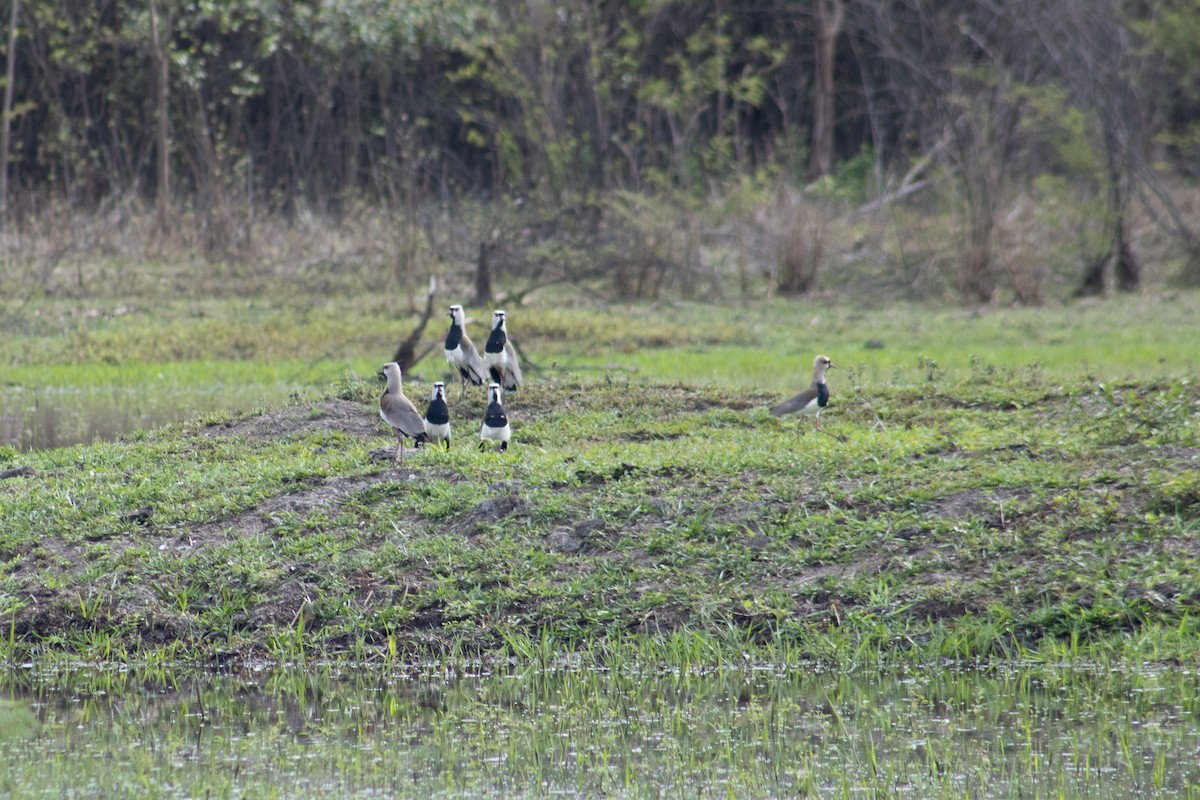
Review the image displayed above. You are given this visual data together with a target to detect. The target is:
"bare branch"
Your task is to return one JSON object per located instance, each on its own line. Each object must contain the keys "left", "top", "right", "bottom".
{"left": 391, "top": 275, "right": 438, "bottom": 370}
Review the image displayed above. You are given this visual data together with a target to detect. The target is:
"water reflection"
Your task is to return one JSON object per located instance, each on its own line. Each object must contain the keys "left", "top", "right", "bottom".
{"left": 0, "top": 383, "right": 292, "bottom": 450}
{"left": 0, "top": 663, "right": 1197, "bottom": 798}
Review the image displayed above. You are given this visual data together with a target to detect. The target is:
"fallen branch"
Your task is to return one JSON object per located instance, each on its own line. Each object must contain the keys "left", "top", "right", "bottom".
{"left": 391, "top": 275, "right": 437, "bottom": 370}
{"left": 856, "top": 178, "right": 934, "bottom": 214}
{"left": 857, "top": 131, "right": 950, "bottom": 214}
{"left": 401, "top": 341, "right": 440, "bottom": 372}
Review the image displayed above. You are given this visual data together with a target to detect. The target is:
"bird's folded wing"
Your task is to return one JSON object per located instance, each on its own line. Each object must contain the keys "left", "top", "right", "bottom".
{"left": 770, "top": 386, "right": 817, "bottom": 417}
{"left": 504, "top": 341, "right": 523, "bottom": 388}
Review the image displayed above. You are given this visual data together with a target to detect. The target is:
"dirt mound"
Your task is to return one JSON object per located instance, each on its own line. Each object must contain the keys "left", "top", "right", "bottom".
{"left": 205, "top": 398, "right": 381, "bottom": 440}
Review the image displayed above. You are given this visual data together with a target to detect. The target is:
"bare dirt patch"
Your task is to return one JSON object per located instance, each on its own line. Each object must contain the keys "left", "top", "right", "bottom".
{"left": 454, "top": 491, "right": 528, "bottom": 536}
{"left": 205, "top": 398, "right": 381, "bottom": 440}
{"left": 924, "top": 487, "right": 1030, "bottom": 521}
{"left": 1157, "top": 445, "right": 1200, "bottom": 463}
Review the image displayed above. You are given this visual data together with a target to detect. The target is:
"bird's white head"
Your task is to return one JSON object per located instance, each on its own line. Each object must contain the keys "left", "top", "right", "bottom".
{"left": 432, "top": 381, "right": 446, "bottom": 400}
{"left": 488, "top": 382, "right": 503, "bottom": 404}
{"left": 491, "top": 310, "right": 506, "bottom": 330}
{"left": 448, "top": 304, "right": 464, "bottom": 324}
{"left": 381, "top": 362, "right": 403, "bottom": 391}
{"left": 813, "top": 354, "right": 835, "bottom": 382}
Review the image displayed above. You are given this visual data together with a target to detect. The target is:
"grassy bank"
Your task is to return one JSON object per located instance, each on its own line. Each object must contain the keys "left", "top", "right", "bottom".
{"left": 4, "top": 291, "right": 1198, "bottom": 382}
{"left": 1, "top": 292, "right": 1199, "bottom": 667}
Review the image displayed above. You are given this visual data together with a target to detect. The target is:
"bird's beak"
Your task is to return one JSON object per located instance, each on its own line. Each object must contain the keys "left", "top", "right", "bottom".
{"left": 827, "top": 362, "right": 836, "bottom": 369}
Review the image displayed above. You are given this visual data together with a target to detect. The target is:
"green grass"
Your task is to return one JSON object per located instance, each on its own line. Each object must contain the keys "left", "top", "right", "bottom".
{"left": 1, "top": 291, "right": 1199, "bottom": 667}
{"left": 561, "top": 295, "right": 1199, "bottom": 389}
{"left": 5, "top": 291, "right": 1198, "bottom": 382}
{"left": 1, "top": 655, "right": 1198, "bottom": 798}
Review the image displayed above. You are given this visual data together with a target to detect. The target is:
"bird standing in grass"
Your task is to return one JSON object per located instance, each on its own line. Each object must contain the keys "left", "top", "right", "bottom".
{"left": 423, "top": 381, "right": 452, "bottom": 450}
{"left": 444, "top": 304, "right": 487, "bottom": 398}
{"left": 771, "top": 354, "right": 835, "bottom": 431}
{"left": 479, "top": 382, "right": 511, "bottom": 452}
{"left": 483, "top": 310, "right": 523, "bottom": 391}
{"left": 379, "top": 362, "right": 428, "bottom": 462}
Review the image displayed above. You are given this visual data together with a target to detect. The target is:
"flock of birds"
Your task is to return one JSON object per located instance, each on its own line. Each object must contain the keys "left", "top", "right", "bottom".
{"left": 378, "top": 305, "right": 521, "bottom": 462}
{"left": 378, "top": 304, "right": 835, "bottom": 462}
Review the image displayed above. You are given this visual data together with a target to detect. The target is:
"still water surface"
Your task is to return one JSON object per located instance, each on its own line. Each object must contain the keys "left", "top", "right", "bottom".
{"left": 0, "top": 383, "right": 279, "bottom": 448}
{"left": 0, "top": 662, "right": 1197, "bottom": 798}
{"left": 0, "top": 378, "right": 304, "bottom": 451}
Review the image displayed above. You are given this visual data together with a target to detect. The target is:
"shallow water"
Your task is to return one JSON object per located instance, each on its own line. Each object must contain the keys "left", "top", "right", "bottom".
{"left": 0, "top": 382, "right": 298, "bottom": 451}
{"left": 0, "top": 662, "right": 1197, "bottom": 798}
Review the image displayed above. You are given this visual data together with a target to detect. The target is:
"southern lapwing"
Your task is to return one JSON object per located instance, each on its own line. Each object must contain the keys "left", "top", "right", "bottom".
{"left": 444, "top": 304, "right": 487, "bottom": 398}
{"left": 483, "top": 310, "right": 523, "bottom": 392}
{"left": 379, "top": 362, "right": 428, "bottom": 463}
{"left": 478, "top": 382, "right": 511, "bottom": 452}
{"left": 423, "top": 381, "right": 452, "bottom": 450}
{"left": 770, "top": 355, "right": 835, "bottom": 431}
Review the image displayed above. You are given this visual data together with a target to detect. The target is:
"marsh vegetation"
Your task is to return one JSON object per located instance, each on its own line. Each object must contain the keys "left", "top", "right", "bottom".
{"left": 4, "top": 5, "right": 1200, "bottom": 792}
{"left": 2, "top": 657, "right": 1200, "bottom": 798}
{"left": 2, "top": 264, "right": 1199, "bottom": 799}
{"left": 0, "top": 290, "right": 1197, "bottom": 664}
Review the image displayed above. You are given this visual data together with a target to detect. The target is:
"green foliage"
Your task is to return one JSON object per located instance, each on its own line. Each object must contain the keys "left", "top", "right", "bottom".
{"left": 807, "top": 147, "right": 876, "bottom": 204}
{"left": 299, "top": 0, "right": 488, "bottom": 55}
{"left": 1082, "top": 381, "right": 1200, "bottom": 446}
{"left": 1016, "top": 83, "right": 1103, "bottom": 182}
{"left": 1132, "top": 0, "right": 1200, "bottom": 101}
{"left": 1133, "top": 0, "right": 1200, "bottom": 189}
{"left": 1147, "top": 471, "right": 1200, "bottom": 515}
{"left": 2, "top": 295, "right": 1200, "bottom": 670}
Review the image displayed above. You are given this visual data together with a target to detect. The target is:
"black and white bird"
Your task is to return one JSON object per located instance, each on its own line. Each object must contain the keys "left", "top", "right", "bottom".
{"left": 444, "top": 304, "right": 488, "bottom": 398}
{"left": 423, "top": 381, "right": 452, "bottom": 450}
{"left": 483, "top": 310, "right": 523, "bottom": 392}
{"left": 478, "top": 382, "right": 511, "bottom": 452}
{"left": 770, "top": 355, "right": 835, "bottom": 431}
{"left": 379, "top": 362, "right": 428, "bottom": 462}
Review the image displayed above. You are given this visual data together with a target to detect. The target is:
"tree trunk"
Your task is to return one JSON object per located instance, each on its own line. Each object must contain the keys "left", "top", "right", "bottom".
{"left": 149, "top": 0, "right": 172, "bottom": 230}
{"left": 1114, "top": 214, "right": 1139, "bottom": 291}
{"left": 1078, "top": 150, "right": 1141, "bottom": 296}
{"left": 807, "top": 0, "right": 843, "bottom": 181}
{"left": 1076, "top": 252, "right": 1109, "bottom": 297}
{"left": 961, "top": 203, "right": 996, "bottom": 303}
{"left": 0, "top": 0, "right": 20, "bottom": 228}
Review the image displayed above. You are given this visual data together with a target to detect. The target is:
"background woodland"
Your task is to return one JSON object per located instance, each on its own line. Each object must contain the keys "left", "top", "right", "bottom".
{"left": 3, "top": 0, "right": 1200, "bottom": 304}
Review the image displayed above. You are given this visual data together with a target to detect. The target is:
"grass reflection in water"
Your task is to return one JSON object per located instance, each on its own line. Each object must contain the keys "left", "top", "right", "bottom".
{"left": 1, "top": 661, "right": 1198, "bottom": 798}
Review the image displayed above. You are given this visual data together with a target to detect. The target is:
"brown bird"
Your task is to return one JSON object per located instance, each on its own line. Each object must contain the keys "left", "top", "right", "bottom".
{"left": 379, "top": 362, "right": 428, "bottom": 462}
{"left": 770, "top": 355, "right": 835, "bottom": 431}
{"left": 483, "top": 310, "right": 523, "bottom": 391}
{"left": 444, "top": 304, "right": 487, "bottom": 398}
